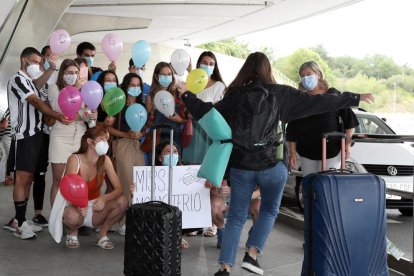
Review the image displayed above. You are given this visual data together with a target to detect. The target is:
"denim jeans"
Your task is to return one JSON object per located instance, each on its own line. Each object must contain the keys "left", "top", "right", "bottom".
{"left": 218, "top": 162, "right": 288, "bottom": 266}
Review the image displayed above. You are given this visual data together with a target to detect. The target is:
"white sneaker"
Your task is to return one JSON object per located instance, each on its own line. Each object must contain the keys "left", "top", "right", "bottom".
{"left": 117, "top": 224, "right": 126, "bottom": 236}
{"left": 26, "top": 220, "right": 43, "bottom": 233}
{"left": 13, "top": 221, "right": 37, "bottom": 240}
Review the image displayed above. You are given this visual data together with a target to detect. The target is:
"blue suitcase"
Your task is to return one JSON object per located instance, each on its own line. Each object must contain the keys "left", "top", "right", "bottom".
{"left": 302, "top": 132, "right": 389, "bottom": 276}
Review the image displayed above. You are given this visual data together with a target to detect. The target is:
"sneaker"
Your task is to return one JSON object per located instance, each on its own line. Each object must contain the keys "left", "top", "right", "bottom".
{"left": 117, "top": 224, "right": 126, "bottom": 236}
{"left": 241, "top": 252, "right": 264, "bottom": 275}
{"left": 25, "top": 220, "right": 43, "bottom": 232}
{"left": 32, "top": 214, "right": 48, "bottom": 227}
{"left": 214, "top": 269, "right": 230, "bottom": 276}
{"left": 3, "top": 218, "right": 15, "bottom": 232}
{"left": 13, "top": 221, "right": 37, "bottom": 240}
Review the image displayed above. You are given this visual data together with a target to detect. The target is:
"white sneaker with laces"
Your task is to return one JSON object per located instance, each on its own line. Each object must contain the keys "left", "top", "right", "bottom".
{"left": 13, "top": 221, "right": 37, "bottom": 240}
{"left": 26, "top": 220, "right": 43, "bottom": 233}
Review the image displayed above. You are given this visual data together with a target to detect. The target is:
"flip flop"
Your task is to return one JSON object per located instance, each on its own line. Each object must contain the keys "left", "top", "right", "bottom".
{"left": 203, "top": 225, "right": 218, "bottom": 237}
{"left": 95, "top": 236, "right": 114, "bottom": 250}
{"left": 66, "top": 235, "right": 80, "bottom": 249}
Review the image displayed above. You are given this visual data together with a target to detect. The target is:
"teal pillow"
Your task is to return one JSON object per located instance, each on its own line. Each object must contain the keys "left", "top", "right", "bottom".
{"left": 198, "top": 108, "right": 231, "bottom": 140}
{"left": 197, "top": 141, "right": 233, "bottom": 187}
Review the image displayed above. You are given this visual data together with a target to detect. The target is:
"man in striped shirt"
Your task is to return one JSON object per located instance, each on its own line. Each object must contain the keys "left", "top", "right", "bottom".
{"left": 7, "top": 47, "right": 70, "bottom": 240}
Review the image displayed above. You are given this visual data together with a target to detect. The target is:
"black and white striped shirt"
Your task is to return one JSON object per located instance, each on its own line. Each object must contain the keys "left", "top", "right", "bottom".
{"left": 0, "top": 108, "right": 11, "bottom": 139}
{"left": 7, "top": 70, "right": 45, "bottom": 140}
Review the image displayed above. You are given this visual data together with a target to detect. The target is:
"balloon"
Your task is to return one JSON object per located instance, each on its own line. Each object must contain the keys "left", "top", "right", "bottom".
{"left": 60, "top": 174, "right": 88, "bottom": 208}
{"left": 125, "top": 104, "right": 147, "bottom": 131}
{"left": 49, "top": 29, "right": 71, "bottom": 55}
{"left": 102, "top": 87, "right": 126, "bottom": 116}
{"left": 170, "top": 49, "right": 191, "bottom": 76}
{"left": 101, "top": 33, "right": 123, "bottom": 62}
{"left": 131, "top": 40, "right": 151, "bottom": 68}
{"left": 81, "top": 81, "right": 103, "bottom": 110}
{"left": 58, "top": 86, "right": 82, "bottom": 120}
{"left": 90, "top": 71, "right": 102, "bottom": 81}
{"left": 154, "top": 90, "right": 175, "bottom": 117}
{"left": 186, "top": 68, "right": 208, "bottom": 94}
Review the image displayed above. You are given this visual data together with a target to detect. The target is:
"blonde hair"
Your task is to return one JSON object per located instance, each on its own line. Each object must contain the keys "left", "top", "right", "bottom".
{"left": 298, "top": 61, "right": 329, "bottom": 92}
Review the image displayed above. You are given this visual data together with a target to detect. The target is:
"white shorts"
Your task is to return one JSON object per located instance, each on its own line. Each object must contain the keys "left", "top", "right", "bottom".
{"left": 81, "top": 200, "right": 95, "bottom": 228}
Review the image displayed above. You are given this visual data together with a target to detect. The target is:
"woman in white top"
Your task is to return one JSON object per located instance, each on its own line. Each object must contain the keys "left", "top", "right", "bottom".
{"left": 48, "top": 59, "right": 96, "bottom": 205}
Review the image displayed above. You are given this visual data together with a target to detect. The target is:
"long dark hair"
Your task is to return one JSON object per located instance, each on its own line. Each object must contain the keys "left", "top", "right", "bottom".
{"left": 96, "top": 70, "right": 119, "bottom": 89}
{"left": 75, "top": 127, "right": 110, "bottom": 179}
{"left": 56, "top": 59, "right": 80, "bottom": 90}
{"left": 120, "top": 72, "right": 144, "bottom": 105}
{"left": 225, "top": 52, "right": 275, "bottom": 96}
{"left": 196, "top": 51, "right": 224, "bottom": 83}
{"left": 155, "top": 140, "right": 181, "bottom": 166}
{"left": 148, "top": 62, "right": 176, "bottom": 99}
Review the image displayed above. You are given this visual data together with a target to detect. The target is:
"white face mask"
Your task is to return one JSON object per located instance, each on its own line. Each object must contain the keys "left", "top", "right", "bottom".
{"left": 26, "top": 63, "right": 42, "bottom": 80}
{"left": 95, "top": 141, "right": 109, "bottom": 156}
{"left": 63, "top": 74, "right": 78, "bottom": 86}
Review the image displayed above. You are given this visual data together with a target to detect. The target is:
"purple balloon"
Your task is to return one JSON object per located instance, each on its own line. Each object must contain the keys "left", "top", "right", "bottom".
{"left": 81, "top": 81, "right": 103, "bottom": 110}
{"left": 58, "top": 86, "right": 82, "bottom": 121}
{"left": 50, "top": 29, "right": 71, "bottom": 55}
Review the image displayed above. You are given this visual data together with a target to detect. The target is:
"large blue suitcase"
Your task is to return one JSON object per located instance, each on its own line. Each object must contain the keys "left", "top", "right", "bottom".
{"left": 302, "top": 133, "right": 389, "bottom": 276}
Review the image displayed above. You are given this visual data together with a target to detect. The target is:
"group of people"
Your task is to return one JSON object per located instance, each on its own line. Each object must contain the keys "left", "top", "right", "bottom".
{"left": 1, "top": 40, "right": 374, "bottom": 275}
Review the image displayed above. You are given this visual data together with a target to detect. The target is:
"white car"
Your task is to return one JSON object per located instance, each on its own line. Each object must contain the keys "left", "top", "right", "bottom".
{"left": 284, "top": 108, "right": 414, "bottom": 215}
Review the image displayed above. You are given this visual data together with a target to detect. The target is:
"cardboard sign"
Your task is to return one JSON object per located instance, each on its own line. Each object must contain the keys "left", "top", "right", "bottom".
{"left": 133, "top": 165, "right": 212, "bottom": 229}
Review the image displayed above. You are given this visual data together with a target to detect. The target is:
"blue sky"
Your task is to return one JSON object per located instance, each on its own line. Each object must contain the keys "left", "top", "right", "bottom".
{"left": 238, "top": 0, "right": 413, "bottom": 67}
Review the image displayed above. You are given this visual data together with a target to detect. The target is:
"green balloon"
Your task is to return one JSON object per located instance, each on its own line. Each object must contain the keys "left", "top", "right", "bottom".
{"left": 102, "top": 87, "right": 126, "bottom": 116}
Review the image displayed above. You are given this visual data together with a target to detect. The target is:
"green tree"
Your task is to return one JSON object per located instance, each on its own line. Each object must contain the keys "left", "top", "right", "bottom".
{"left": 199, "top": 38, "right": 250, "bottom": 59}
{"left": 361, "top": 54, "right": 400, "bottom": 79}
{"left": 330, "top": 56, "right": 365, "bottom": 78}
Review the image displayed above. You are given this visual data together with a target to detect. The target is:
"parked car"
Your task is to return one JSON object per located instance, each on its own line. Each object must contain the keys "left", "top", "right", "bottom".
{"left": 283, "top": 108, "right": 414, "bottom": 215}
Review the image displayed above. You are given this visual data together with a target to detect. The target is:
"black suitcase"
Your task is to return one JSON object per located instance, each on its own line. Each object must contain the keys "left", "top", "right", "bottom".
{"left": 124, "top": 126, "right": 182, "bottom": 276}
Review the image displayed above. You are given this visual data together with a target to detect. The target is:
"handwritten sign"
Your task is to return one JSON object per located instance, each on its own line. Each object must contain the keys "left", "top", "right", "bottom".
{"left": 133, "top": 165, "right": 212, "bottom": 229}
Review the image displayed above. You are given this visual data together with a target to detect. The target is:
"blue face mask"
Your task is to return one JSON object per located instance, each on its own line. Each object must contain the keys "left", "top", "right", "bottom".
{"left": 301, "top": 74, "right": 318, "bottom": 91}
{"left": 159, "top": 75, "right": 173, "bottom": 88}
{"left": 44, "top": 59, "right": 50, "bottom": 70}
{"left": 199, "top": 64, "right": 214, "bottom": 77}
{"left": 84, "top": 56, "right": 94, "bottom": 67}
{"left": 104, "top": 82, "right": 117, "bottom": 91}
{"left": 128, "top": 87, "right": 142, "bottom": 97}
{"left": 162, "top": 153, "right": 179, "bottom": 166}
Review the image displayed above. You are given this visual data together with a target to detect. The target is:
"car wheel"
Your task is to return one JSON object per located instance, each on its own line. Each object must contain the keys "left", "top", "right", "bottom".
{"left": 398, "top": 208, "right": 413, "bottom": 216}
{"left": 294, "top": 177, "right": 304, "bottom": 213}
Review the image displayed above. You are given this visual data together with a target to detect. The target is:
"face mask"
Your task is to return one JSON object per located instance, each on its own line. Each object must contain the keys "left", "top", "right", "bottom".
{"left": 158, "top": 75, "right": 172, "bottom": 88}
{"left": 162, "top": 153, "right": 179, "bottom": 166}
{"left": 136, "top": 69, "right": 144, "bottom": 78}
{"left": 200, "top": 64, "right": 214, "bottom": 77}
{"left": 26, "top": 61, "right": 42, "bottom": 80}
{"left": 128, "top": 87, "right": 142, "bottom": 97}
{"left": 95, "top": 141, "right": 109, "bottom": 156}
{"left": 301, "top": 74, "right": 318, "bottom": 91}
{"left": 84, "top": 56, "right": 94, "bottom": 67}
{"left": 44, "top": 59, "right": 50, "bottom": 70}
{"left": 63, "top": 74, "right": 78, "bottom": 86}
{"left": 104, "top": 82, "right": 117, "bottom": 91}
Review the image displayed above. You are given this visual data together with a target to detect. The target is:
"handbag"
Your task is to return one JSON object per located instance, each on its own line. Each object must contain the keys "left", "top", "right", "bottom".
{"left": 180, "top": 119, "right": 193, "bottom": 148}
{"left": 140, "top": 130, "right": 161, "bottom": 152}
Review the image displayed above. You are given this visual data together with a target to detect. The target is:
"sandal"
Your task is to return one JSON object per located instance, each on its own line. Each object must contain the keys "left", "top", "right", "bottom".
{"left": 203, "top": 225, "right": 218, "bottom": 237}
{"left": 95, "top": 236, "right": 114, "bottom": 250}
{"left": 181, "top": 238, "right": 190, "bottom": 249}
{"left": 186, "top": 229, "right": 203, "bottom": 236}
{"left": 66, "top": 235, "right": 80, "bottom": 249}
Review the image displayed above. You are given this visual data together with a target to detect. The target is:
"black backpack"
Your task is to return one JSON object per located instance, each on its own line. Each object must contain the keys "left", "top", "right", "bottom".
{"left": 231, "top": 85, "right": 279, "bottom": 151}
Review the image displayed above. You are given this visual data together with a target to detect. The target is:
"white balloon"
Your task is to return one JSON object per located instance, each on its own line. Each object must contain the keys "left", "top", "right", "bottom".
{"left": 154, "top": 90, "right": 175, "bottom": 117}
{"left": 170, "top": 49, "right": 191, "bottom": 76}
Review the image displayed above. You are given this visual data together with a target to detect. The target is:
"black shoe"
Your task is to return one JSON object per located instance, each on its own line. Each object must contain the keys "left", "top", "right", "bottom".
{"left": 32, "top": 214, "right": 48, "bottom": 227}
{"left": 241, "top": 252, "right": 264, "bottom": 275}
{"left": 78, "top": 226, "right": 91, "bottom": 236}
{"left": 214, "top": 269, "right": 230, "bottom": 276}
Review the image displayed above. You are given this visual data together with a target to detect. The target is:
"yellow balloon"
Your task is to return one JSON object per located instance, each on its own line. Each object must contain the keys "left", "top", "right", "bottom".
{"left": 186, "top": 68, "right": 208, "bottom": 94}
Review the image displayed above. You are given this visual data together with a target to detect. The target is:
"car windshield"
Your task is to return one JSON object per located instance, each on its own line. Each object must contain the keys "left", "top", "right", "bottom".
{"left": 355, "top": 114, "right": 395, "bottom": 134}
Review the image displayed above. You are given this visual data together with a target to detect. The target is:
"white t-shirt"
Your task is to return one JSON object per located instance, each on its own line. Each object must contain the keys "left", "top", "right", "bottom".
{"left": 196, "top": 81, "right": 225, "bottom": 103}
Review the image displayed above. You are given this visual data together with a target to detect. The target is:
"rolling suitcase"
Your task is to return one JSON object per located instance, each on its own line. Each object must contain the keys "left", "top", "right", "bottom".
{"left": 124, "top": 125, "right": 182, "bottom": 276}
{"left": 302, "top": 132, "right": 389, "bottom": 276}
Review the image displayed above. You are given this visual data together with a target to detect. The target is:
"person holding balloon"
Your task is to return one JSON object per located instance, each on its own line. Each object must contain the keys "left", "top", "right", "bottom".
{"left": 48, "top": 59, "right": 98, "bottom": 206}
{"left": 96, "top": 70, "right": 121, "bottom": 126}
{"left": 61, "top": 127, "right": 128, "bottom": 249}
{"left": 146, "top": 62, "right": 186, "bottom": 150}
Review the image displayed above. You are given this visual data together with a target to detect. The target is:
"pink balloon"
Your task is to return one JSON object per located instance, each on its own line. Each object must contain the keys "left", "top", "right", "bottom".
{"left": 58, "top": 86, "right": 82, "bottom": 121}
{"left": 49, "top": 29, "right": 71, "bottom": 55}
{"left": 101, "top": 33, "right": 123, "bottom": 62}
{"left": 81, "top": 81, "right": 103, "bottom": 110}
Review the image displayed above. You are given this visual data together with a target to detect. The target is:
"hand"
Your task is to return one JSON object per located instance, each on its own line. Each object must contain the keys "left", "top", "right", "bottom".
{"left": 130, "top": 184, "right": 136, "bottom": 194}
{"left": 360, "top": 93, "right": 374, "bottom": 104}
{"left": 127, "top": 130, "right": 141, "bottom": 139}
{"left": 43, "top": 115, "right": 56, "bottom": 126}
{"left": 168, "top": 113, "right": 184, "bottom": 123}
{"left": 108, "top": 62, "right": 116, "bottom": 72}
{"left": 56, "top": 113, "right": 71, "bottom": 125}
{"left": 76, "top": 76, "right": 87, "bottom": 89}
{"left": 48, "top": 54, "right": 59, "bottom": 70}
{"left": 289, "top": 154, "right": 297, "bottom": 170}
{"left": 92, "top": 197, "right": 106, "bottom": 212}
{"left": 204, "top": 181, "right": 214, "bottom": 189}
{"left": 79, "top": 207, "right": 88, "bottom": 217}
{"left": 104, "top": 116, "right": 115, "bottom": 126}
{"left": 220, "top": 184, "right": 230, "bottom": 197}
{"left": 177, "top": 82, "right": 187, "bottom": 96}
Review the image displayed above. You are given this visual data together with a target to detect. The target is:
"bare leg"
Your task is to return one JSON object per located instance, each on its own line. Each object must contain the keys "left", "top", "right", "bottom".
{"left": 249, "top": 198, "right": 261, "bottom": 224}
{"left": 50, "top": 163, "right": 66, "bottom": 206}
{"left": 63, "top": 205, "right": 84, "bottom": 236}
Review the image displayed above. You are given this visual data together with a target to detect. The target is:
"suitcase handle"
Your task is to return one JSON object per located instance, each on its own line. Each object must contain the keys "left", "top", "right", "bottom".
{"left": 321, "top": 131, "right": 346, "bottom": 171}
{"left": 150, "top": 123, "right": 175, "bottom": 130}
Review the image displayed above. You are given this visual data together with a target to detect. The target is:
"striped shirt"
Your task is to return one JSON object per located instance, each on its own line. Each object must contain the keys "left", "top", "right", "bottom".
{"left": 0, "top": 108, "right": 11, "bottom": 139}
{"left": 7, "top": 70, "right": 45, "bottom": 140}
